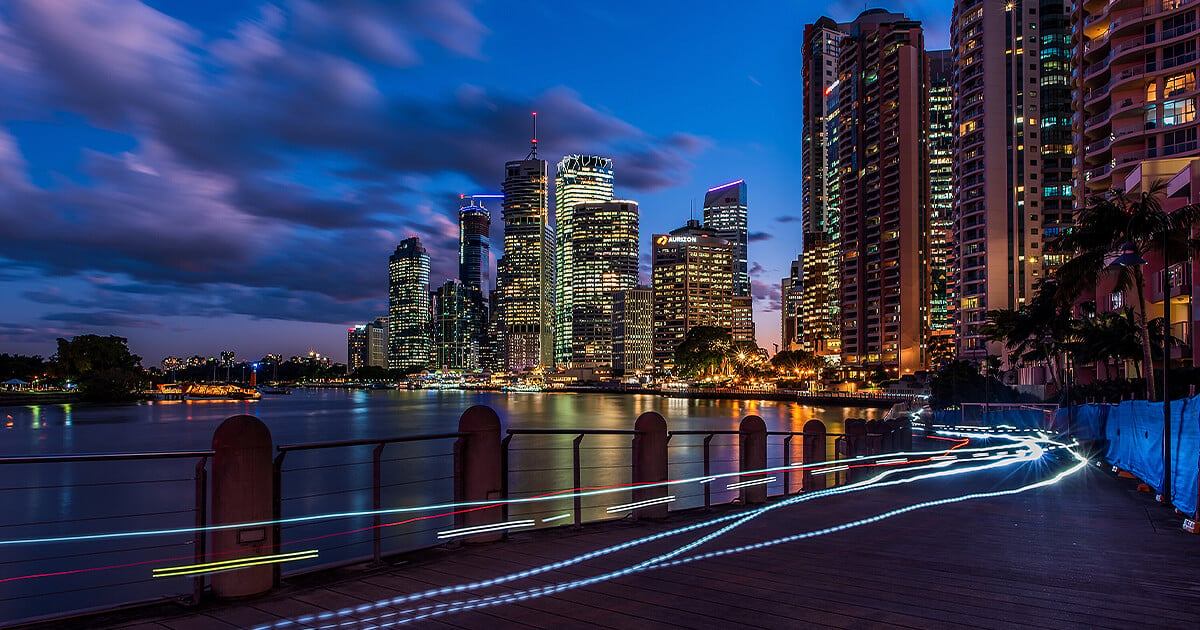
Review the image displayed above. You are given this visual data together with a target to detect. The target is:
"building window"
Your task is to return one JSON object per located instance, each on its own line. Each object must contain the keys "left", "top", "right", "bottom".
{"left": 1165, "top": 71, "right": 1196, "bottom": 97}
{"left": 1164, "top": 98, "right": 1196, "bottom": 125}
{"left": 1148, "top": 81, "right": 1160, "bottom": 102}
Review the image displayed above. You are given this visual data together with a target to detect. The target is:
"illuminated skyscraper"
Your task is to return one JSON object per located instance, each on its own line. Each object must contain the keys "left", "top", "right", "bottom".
{"left": 554, "top": 155, "right": 615, "bottom": 365}
{"left": 387, "top": 237, "right": 431, "bottom": 371}
{"left": 652, "top": 220, "right": 734, "bottom": 370}
{"left": 612, "top": 285, "right": 653, "bottom": 376}
{"left": 951, "top": 0, "right": 1073, "bottom": 363}
{"left": 565, "top": 200, "right": 639, "bottom": 367}
{"left": 497, "top": 130, "right": 554, "bottom": 371}
{"left": 348, "top": 319, "right": 386, "bottom": 372}
{"left": 781, "top": 255, "right": 804, "bottom": 351}
{"left": 458, "top": 198, "right": 492, "bottom": 291}
{"left": 433, "top": 279, "right": 484, "bottom": 371}
{"left": 834, "top": 10, "right": 929, "bottom": 378}
{"left": 801, "top": 17, "right": 847, "bottom": 361}
{"left": 703, "top": 180, "right": 749, "bottom": 297}
{"left": 928, "top": 49, "right": 956, "bottom": 367}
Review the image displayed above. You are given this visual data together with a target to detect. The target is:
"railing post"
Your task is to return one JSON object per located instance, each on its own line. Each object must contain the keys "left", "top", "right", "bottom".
{"left": 573, "top": 434, "right": 584, "bottom": 528}
{"left": 632, "top": 411, "right": 669, "bottom": 520}
{"left": 372, "top": 443, "right": 385, "bottom": 563}
{"left": 454, "top": 405, "right": 503, "bottom": 542}
{"left": 802, "top": 420, "right": 827, "bottom": 492}
{"left": 865, "top": 419, "right": 883, "bottom": 455}
{"left": 191, "top": 455, "right": 208, "bottom": 605}
{"left": 500, "top": 434, "right": 513, "bottom": 525}
{"left": 739, "top": 415, "right": 768, "bottom": 505}
{"left": 211, "top": 415, "right": 275, "bottom": 599}
{"left": 703, "top": 434, "right": 714, "bottom": 509}
{"left": 271, "top": 451, "right": 284, "bottom": 588}
{"left": 783, "top": 435, "right": 794, "bottom": 495}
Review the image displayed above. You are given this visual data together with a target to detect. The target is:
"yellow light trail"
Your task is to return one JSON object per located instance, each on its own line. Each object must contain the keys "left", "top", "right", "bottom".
{"left": 152, "top": 549, "right": 318, "bottom": 578}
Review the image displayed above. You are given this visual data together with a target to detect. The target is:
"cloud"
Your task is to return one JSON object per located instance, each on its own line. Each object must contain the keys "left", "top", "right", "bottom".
{"left": 748, "top": 231, "right": 772, "bottom": 243}
{"left": 749, "top": 262, "right": 769, "bottom": 278}
{"left": 42, "top": 311, "right": 165, "bottom": 329}
{"left": 775, "top": 215, "right": 801, "bottom": 223}
{"left": 0, "top": 322, "right": 66, "bottom": 345}
{"left": 751, "top": 279, "right": 781, "bottom": 313}
{"left": 0, "top": 0, "right": 707, "bottom": 330}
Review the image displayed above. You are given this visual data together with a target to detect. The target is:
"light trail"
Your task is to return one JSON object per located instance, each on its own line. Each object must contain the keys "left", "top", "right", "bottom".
{"left": 350, "top": 437, "right": 1080, "bottom": 628}
{"left": 0, "top": 433, "right": 987, "bottom": 587}
{"left": 604, "top": 496, "right": 676, "bottom": 513}
{"left": 436, "top": 520, "right": 534, "bottom": 540}
{"left": 151, "top": 549, "right": 318, "bottom": 578}
{"left": 259, "top": 430, "right": 1062, "bottom": 630}
{"left": 0, "top": 443, "right": 979, "bottom": 548}
{"left": 725, "top": 477, "right": 775, "bottom": 490}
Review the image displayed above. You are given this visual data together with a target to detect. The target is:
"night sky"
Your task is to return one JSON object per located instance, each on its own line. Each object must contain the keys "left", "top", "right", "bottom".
{"left": 0, "top": 1, "right": 953, "bottom": 365}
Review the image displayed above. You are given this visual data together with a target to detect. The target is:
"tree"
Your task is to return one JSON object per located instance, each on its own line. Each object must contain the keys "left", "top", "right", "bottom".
{"left": 50, "top": 335, "right": 145, "bottom": 402}
{"left": 0, "top": 354, "right": 47, "bottom": 381}
{"left": 673, "top": 327, "right": 733, "bottom": 379}
{"left": 928, "top": 359, "right": 1022, "bottom": 410}
{"left": 979, "top": 280, "right": 1075, "bottom": 392}
{"left": 1050, "top": 183, "right": 1200, "bottom": 400}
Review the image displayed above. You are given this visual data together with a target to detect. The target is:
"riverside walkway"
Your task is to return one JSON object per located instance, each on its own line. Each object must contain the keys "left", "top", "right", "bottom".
{"left": 40, "top": 436, "right": 1200, "bottom": 630}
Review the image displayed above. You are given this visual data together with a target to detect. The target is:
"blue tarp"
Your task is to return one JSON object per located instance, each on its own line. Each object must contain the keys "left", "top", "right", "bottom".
{"left": 1099, "top": 397, "right": 1200, "bottom": 516}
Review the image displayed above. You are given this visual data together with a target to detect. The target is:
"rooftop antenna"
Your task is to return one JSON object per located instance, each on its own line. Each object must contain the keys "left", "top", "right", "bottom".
{"left": 526, "top": 111, "right": 538, "bottom": 159}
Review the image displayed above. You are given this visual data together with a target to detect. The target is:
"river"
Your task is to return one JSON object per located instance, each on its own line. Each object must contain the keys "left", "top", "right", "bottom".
{"left": 0, "top": 389, "right": 882, "bottom": 625}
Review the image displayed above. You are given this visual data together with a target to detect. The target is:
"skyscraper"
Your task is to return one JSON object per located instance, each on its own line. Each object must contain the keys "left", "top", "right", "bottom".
{"left": 458, "top": 198, "right": 492, "bottom": 292}
{"left": 801, "top": 17, "right": 847, "bottom": 361}
{"left": 652, "top": 220, "right": 735, "bottom": 370}
{"left": 388, "top": 237, "right": 431, "bottom": 371}
{"left": 432, "top": 279, "right": 483, "bottom": 371}
{"left": 951, "top": 0, "right": 1074, "bottom": 364}
{"left": 497, "top": 134, "right": 554, "bottom": 371}
{"left": 781, "top": 255, "right": 804, "bottom": 351}
{"left": 928, "top": 49, "right": 956, "bottom": 367}
{"left": 703, "top": 180, "right": 749, "bottom": 297}
{"left": 347, "top": 320, "right": 387, "bottom": 372}
{"left": 833, "top": 10, "right": 929, "bottom": 378}
{"left": 612, "top": 286, "right": 653, "bottom": 377}
{"left": 1074, "top": 0, "right": 1200, "bottom": 379}
{"left": 564, "top": 200, "right": 639, "bottom": 367}
{"left": 554, "top": 155, "right": 615, "bottom": 365}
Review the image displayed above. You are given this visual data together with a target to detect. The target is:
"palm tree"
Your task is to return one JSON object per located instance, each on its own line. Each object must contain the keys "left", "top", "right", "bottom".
{"left": 1049, "top": 182, "right": 1200, "bottom": 401}
{"left": 1070, "top": 307, "right": 1144, "bottom": 378}
{"left": 979, "top": 280, "right": 1075, "bottom": 392}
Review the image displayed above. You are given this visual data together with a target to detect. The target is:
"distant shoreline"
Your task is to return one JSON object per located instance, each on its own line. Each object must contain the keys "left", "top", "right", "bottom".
{"left": 0, "top": 392, "right": 80, "bottom": 407}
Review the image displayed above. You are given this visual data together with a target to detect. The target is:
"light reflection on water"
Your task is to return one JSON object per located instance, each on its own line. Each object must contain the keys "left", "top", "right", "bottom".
{"left": 0, "top": 389, "right": 883, "bottom": 625}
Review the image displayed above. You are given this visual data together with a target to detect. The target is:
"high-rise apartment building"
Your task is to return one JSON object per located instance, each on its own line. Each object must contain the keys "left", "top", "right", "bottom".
{"left": 347, "top": 319, "right": 387, "bottom": 372}
{"left": 703, "top": 180, "right": 750, "bottom": 297}
{"left": 781, "top": 255, "right": 804, "bottom": 351}
{"left": 951, "top": 0, "right": 1074, "bottom": 363}
{"left": 554, "top": 155, "right": 615, "bottom": 365}
{"left": 497, "top": 143, "right": 554, "bottom": 371}
{"left": 652, "top": 220, "right": 735, "bottom": 370}
{"left": 388, "top": 236, "right": 431, "bottom": 371}
{"left": 432, "top": 279, "right": 484, "bottom": 371}
{"left": 833, "top": 10, "right": 930, "bottom": 378}
{"left": 801, "top": 17, "right": 847, "bottom": 361}
{"left": 564, "top": 200, "right": 639, "bottom": 367}
{"left": 1075, "top": 0, "right": 1200, "bottom": 376}
{"left": 928, "top": 49, "right": 957, "bottom": 366}
{"left": 612, "top": 285, "right": 654, "bottom": 376}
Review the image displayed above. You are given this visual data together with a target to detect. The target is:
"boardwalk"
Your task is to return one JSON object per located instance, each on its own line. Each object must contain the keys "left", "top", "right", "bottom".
{"left": 33, "top": 437, "right": 1200, "bottom": 630}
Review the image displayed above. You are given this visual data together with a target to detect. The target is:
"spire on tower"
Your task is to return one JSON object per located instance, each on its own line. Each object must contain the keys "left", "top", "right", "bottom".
{"left": 527, "top": 111, "right": 538, "bottom": 159}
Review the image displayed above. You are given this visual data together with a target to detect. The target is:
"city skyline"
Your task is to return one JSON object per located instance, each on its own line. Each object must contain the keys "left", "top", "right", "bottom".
{"left": 0, "top": 1, "right": 957, "bottom": 363}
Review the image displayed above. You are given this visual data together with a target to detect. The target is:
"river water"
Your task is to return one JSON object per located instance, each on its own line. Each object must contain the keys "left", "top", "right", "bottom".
{"left": 0, "top": 389, "right": 882, "bottom": 624}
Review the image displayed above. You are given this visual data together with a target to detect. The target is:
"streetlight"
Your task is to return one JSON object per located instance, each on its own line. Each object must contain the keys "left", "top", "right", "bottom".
{"left": 1109, "top": 240, "right": 1172, "bottom": 504}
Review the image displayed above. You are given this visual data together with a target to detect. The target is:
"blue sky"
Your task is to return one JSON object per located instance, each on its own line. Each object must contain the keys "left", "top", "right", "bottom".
{"left": 0, "top": 0, "right": 952, "bottom": 365}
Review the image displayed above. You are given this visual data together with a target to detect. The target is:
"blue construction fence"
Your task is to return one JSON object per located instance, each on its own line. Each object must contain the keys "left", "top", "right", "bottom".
{"left": 1057, "top": 398, "right": 1200, "bottom": 517}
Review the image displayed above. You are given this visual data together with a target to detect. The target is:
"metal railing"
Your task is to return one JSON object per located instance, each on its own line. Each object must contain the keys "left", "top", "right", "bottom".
{"left": 0, "top": 450, "right": 212, "bottom": 625}
{"left": 271, "top": 432, "right": 466, "bottom": 579}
